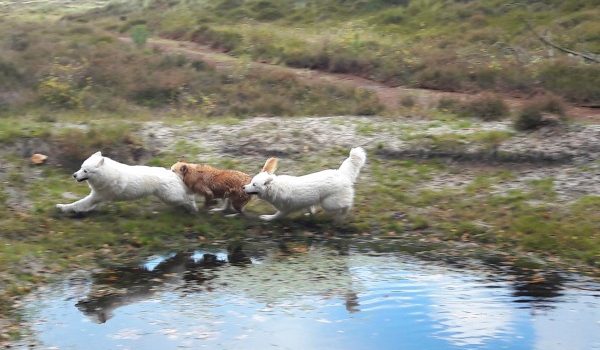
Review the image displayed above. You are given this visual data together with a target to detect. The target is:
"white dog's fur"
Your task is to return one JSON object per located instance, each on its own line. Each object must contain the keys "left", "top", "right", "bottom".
{"left": 243, "top": 147, "right": 366, "bottom": 221}
{"left": 56, "top": 152, "right": 197, "bottom": 213}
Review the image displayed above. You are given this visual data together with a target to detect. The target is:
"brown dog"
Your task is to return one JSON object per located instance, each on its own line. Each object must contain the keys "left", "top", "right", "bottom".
{"left": 171, "top": 161, "right": 252, "bottom": 214}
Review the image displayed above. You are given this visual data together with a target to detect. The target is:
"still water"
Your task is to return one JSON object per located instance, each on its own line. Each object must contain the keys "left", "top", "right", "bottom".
{"left": 22, "top": 238, "right": 600, "bottom": 350}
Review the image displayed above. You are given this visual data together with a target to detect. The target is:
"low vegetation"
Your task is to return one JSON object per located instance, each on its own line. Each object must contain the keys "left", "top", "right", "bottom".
{"left": 438, "top": 94, "right": 509, "bottom": 121}
{"left": 0, "top": 19, "right": 382, "bottom": 118}
{"left": 514, "top": 94, "right": 567, "bottom": 131}
{"left": 72, "top": 0, "right": 600, "bottom": 105}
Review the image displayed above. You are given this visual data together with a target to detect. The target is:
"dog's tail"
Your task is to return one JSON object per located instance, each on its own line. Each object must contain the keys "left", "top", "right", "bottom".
{"left": 338, "top": 147, "right": 366, "bottom": 183}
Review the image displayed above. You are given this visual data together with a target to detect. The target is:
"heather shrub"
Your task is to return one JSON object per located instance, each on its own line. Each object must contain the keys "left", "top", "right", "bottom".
{"left": 537, "top": 60, "right": 600, "bottom": 105}
{"left": 514, "top": 94, "right": 568, "bottom": 131}
{"left": 189, "top": 25, "right": 243, "bottom": 52}
{"left": 460, "top": 94, "right": 509, "bottom": 121}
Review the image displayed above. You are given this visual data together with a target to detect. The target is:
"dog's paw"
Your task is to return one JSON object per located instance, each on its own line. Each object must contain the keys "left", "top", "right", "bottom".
{"left": 55, "top": 204, "right": 67, "bottom": 212}
{"left": 259, "top": 214, "right": 276, "bottom": 221}
{"left": 209, "top": 207, "right": 226, "bottom": 213}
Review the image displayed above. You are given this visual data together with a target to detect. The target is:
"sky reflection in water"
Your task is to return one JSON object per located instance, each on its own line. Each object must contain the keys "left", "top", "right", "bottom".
{"left": 24, "top": 239, "right": 600, "bottom": 350}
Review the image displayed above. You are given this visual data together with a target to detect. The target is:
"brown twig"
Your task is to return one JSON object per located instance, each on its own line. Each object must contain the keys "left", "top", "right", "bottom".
{"left": 524, "top": 21, "right": 599, "bottom": 63}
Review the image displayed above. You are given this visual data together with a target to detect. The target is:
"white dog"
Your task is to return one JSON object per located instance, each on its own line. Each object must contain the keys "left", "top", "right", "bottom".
{"left": 56, "top": 152, "right": 198, "bottom": 213}
{"left": 243, "top": 147, "right": 366, "bottom": 221}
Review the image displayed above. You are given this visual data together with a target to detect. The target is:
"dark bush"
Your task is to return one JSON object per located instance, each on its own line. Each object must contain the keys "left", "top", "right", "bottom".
{"left": 283, "top": 49, "right": 330, "bottom": 70}
{"left": 438, "top": 94, "right": 508, "bottom": 121}
{"left": 9, "top": 33, "right": 29, "bottom": 51}
{"left": 514, "top": 94, "right": 567, "bottom": 131}
{"left": 437, "top": 97, "right": 461, "bottom": 111}
{"left": 415, "top": 65, "right": 464, "bottom": 91}
{"left": 250, "top": 0, "right": 284, "bottom": 21}
{"left": 537, "top": 60, "right": 600, "bottom": 105}
{"left": 191, "top": 60, "right": 209, "bottom": 71}
{"left": 53, "top": 125, "right": 141, "bottom": 167}
{"left": 0, "top": 61, "right": 22, "bottom": 87}
{"left": 159, "top": 54, "right": 188, "bottom": 69}
{"left": 400, "top": 95, "right": 415, "bottom": 107}
{"left": 461, "top": 94, "right": 509, "bottom": 121}
{"left": 530, "top": 93, "right": 566, "bottom": 116}
{"left": 189, "top": 25, "right": 243, "bottom": 52}
{"left": 514, "top": 107, "right": 544, "bottom": 131}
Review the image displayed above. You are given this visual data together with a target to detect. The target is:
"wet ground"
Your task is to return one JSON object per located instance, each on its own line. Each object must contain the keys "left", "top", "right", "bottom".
{"left": 18, "top": 237, "right": 600, "bottom": 350}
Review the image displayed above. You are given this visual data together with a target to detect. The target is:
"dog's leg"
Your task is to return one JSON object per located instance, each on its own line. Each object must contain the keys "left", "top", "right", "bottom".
{"left": 333, "top": 207, "right": 350, "bottom": 224}
{"left": 209, "top": 198, "right": 230, "bottom": 213}
{"left": 157, "top": 189, "right": 198, "bottom": 212}
{"left": 224, "top": 196, "right": 249, "bottom": 218}
{"left": 203, "top": 192, "right": 216, "bottom": 209}
{"left": 56, "top": 192, "right": 101, "bottom": 213}
{"left": 304, "top": 205, "right": 318, "bottom": 216}
{"left": 259, "top": 210, "right": 288, "bottom": 221}
{"left": 184, "top": 197, "right": 198, "bottom": 213}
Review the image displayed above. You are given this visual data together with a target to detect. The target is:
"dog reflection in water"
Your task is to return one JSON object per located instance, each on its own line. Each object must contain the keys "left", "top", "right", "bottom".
{"left": 76, "top": 242, "right": 362, "bottom": 323}
{"left": 76, "top": 250, "right": 241, "bottom": 323}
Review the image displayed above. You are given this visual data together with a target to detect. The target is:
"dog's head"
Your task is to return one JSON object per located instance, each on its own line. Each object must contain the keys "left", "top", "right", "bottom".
{"left": 170, "top": 161, "right": 189, "bottom": 179}
{"left": 73, "top": 151, "right": 105, "bottom": 182}
{"left": 243, "top": 157, "right": 278, "bottom": 195}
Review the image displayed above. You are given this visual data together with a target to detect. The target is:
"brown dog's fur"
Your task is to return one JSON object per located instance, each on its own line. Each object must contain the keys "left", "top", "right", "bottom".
{"left": 171, "top": 161, "right": 252, "bottom": 213}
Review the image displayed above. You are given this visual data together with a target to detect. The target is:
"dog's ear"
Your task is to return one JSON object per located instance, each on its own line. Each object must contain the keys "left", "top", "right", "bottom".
{"left": 180, "top": 164, "right": 188, "bottom": 175}
{"left": 96, "top": 157, "right": 104, "bottom": 167}
{"left": 92, "top": 151, "right": 102, "bottom": 157}
{"left": 262, "top": 157, "right": 278, "bottom": 174}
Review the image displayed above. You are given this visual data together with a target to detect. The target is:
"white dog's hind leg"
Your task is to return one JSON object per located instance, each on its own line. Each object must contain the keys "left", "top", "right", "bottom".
{"left": 184, "top": 197, "right": 198, "bottom": 213}
{"left": 56, "top": 192, "right": 101, "bottom": 213}
{"left": 332, "top": 207, "right": 350, "bottom": 223}
{"left": 157, "top": 190, "right": 198, "bottom": 213}
{"left": 259, "top": 210, "right": 288, "bottom": 221}
{"left": 304, "top": 205, "right": 318, "bottom": 216}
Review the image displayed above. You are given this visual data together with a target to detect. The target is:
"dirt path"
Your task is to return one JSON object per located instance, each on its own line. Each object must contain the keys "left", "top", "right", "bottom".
{"left": 119, "top": 36, "right": 600, "bottom": 122}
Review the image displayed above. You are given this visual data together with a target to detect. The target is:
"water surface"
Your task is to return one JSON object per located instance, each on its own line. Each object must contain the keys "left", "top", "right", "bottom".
{"left": 22, "top": 238, "right": 600, "bottom": 350}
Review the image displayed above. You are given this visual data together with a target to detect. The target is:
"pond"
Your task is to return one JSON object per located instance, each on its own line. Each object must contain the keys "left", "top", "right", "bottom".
{"left": 20, "top": 238, "right": 600, "bottom": 350}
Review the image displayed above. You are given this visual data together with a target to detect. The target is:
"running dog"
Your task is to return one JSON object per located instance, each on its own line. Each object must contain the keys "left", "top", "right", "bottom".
{"left": 243, "top": 147, "right": 366, "bottom": 221}
{"left": 171, "top": 161, "right": 252, "bottom": 214}
{"left": 56, "top": 152, "right": 198, "bottom": 213}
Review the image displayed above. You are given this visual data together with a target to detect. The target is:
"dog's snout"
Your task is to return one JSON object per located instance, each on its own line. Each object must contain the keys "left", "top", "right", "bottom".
{"left": 72, "top": 173, "right": 77, "bottom": 178}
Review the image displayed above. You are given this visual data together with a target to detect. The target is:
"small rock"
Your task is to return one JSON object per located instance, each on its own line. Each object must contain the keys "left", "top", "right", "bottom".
{"left": 30, "top": 153, "right": 48, "bottom": 165}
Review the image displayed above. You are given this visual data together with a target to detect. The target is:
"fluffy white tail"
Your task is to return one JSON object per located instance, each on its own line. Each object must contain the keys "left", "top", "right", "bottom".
{"left": 338, "top": 147, "right": 367, "bottom": 183}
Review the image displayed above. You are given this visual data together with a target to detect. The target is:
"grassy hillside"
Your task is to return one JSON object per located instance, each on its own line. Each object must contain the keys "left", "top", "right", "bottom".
{"left": 0, "top": 17, "right": 381, "bottom": 119}
{"left": 76, "top": 0, "right": 600, "bottom": 105}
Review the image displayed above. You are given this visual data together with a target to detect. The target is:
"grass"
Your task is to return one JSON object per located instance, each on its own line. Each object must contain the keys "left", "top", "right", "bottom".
{"left": 0, "top": 19, "right": 383, "bottom": 118}
{"left": 73, "top": 0, "right": 600, "bottom": 105}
